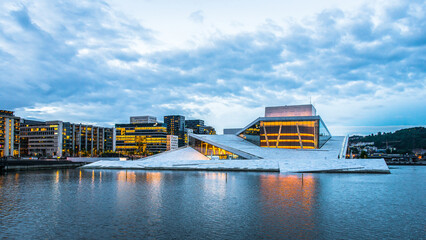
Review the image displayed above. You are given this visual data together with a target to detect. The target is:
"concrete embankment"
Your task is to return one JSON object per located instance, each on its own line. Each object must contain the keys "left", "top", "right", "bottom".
{"left": 1, "top": 160, "right": 86, "bottom": 172}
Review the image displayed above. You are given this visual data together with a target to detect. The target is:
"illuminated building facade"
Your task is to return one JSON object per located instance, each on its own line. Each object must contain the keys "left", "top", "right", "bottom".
{"left": 189, "top": 104, "right": 331, "bottom": 159}
{"left": 237, "top": 104, "right": 331, "bottom": 149}
{"left": 164, "top": 115, "right": 186, "bottom": 147}
{"left": 115, "top": 122, "right": 168, "bottom": 155}
{"left": 189, "top": 137, "right": 250, "bottom": 159}
{"left": 0, "top": 110, "right": 20, "bottom": 157}
{"left": 20, "top": 120, "right": 113, "bottom": 157}
{"left": 237, "top": 116, "right": 330, "bottom": 149}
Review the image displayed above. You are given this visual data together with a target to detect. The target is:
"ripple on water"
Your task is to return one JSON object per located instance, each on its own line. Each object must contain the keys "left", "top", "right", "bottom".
{"left": 0, "top": 167, "right": 424, "bottom": 239}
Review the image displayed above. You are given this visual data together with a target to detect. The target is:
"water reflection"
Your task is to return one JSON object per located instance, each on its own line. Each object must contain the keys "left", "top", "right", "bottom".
{"left": 91, "top": 170, "right": 95, "bottom": 185}
{"left": 79, "top": 170, "right": 82, "bottom": 185}
{"left": 55, "top": 170, "right": 60, "bottom": 184}
{"left": 145, "top": 172, "right": 162, "bottom": 185}
{"left": 259, "top": 174, "right": 316, "bottom": 238}
{"left": 202, "top": 172, "right": 228, "bottom": 201}
{"left": 117, "top": 170, "right": 137, "bottom": 183}
{"left": 0, "top": 168, "right": 424, "bottom": 239}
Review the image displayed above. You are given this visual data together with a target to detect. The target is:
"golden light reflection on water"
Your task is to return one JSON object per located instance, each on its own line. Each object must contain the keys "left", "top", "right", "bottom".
{"left": 202, "top": 172, "right": 228, "bottom": 200}
{"left": 117, "top": 171, "right": 136, "bottom": 183}
{"left": 55, "top": 170, "right": 60, "bottom": 184}
{"left": 144, "top": 172, "right": 163, "bottom": 213}
{"left": 92, "top": 170, "right": 95, "bottom": 185}
{"left": 145, "top": 172, "right": 163, "bottom": 187}
{"left": 203, "top": 172, "right": 228, "bottom": 180}
{"left": 260, "top": 173, "right": 316, "bottom": 233}
{"left": 79, "top": 170, "right": 82, "bottom": 185}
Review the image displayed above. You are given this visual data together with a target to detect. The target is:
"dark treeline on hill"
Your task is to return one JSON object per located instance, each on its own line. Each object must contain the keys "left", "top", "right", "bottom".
{"left": 350, "top": 127, "right": 426, "bottom": 154}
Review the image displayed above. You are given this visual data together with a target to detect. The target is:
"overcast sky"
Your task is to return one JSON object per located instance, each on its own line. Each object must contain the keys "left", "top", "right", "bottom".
{"left": 1, "top": 0, "right": 425, "bottom": 135}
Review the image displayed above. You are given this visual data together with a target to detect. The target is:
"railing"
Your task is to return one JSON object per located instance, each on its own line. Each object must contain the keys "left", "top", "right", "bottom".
{"left": 338, "top": 135, "right": 349, "bottom": 159}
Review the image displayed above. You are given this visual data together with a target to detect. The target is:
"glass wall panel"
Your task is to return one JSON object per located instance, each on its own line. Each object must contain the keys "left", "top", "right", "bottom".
{"left": 238, "top": 122, "right": 260, "bottom": 146}
{"left": 318, "top": 119, "right": 331, "bottom": 148}
{"left": 189, "top": 137, "right": 243, "bottom": 159}
{"left": 260, "top": 120, "right": 317, "bottom": 149}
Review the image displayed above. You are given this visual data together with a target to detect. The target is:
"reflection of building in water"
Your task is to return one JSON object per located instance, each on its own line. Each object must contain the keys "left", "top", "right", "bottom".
{"left": 203, "top": 172, "right": 228, "bottom": 180}
{"left": 145, "top": 172, "right": 162, "bottom": 184}
{"left": 117, "top": 171, "right": 136, "bottom": 183}
{"left": 259, "top": 174, "right": 316, "bottom": 235}
{"left": 202, "top": 172, "right": 228, "bottom": 200}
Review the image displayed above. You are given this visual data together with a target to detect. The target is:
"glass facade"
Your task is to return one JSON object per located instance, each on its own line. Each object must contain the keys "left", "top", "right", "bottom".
{"left": 318, "top": 118, "right": 331, "bottom": 148}
{"left": 189, "top": 137, "right": 243, "bottom": 159}
{"left": 115, "top": 123, "right": 168, "bottom": 156}
{"left": 164, "top": 115, "right": 186, "bottom": 147}
{"left": 261, "top": 120, "right": 317, "bottom": 149}
{"left": 20, "top": 120, "right": 113, "bottom": 157}
{"left": 238, "top": 123, "right": 261, "bottom": 146}
{"left": 239, "top": 118, "right": 331, "bottom": 149}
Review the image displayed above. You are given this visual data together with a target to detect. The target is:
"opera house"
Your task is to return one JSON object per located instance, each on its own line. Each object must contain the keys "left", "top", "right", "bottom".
{"left": 83, "top": 104, "right": 389, "bottom": 173}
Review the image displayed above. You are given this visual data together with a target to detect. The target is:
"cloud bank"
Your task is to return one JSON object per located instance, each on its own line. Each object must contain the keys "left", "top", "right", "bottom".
{"left": 0, "top": 0, "right": 425, "bottom": 134}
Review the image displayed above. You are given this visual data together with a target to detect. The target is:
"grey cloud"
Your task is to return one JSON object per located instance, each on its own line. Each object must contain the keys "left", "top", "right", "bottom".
{"left": 1, "top": 0, "right": 425, "bottom": 128}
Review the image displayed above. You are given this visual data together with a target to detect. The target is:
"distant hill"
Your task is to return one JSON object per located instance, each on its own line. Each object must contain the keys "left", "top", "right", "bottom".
{"left": 350, "top": 127, "right": 426, "bottom": 153}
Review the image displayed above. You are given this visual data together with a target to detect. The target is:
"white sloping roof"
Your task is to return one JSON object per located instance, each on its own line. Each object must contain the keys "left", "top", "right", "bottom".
{"left": 135, "top": 147, "right": 210, "bottom": 161}
{"left": 82, "top": 135, "right": 390, "bottom": 173}
{"left": 192, "top": 134, "right": 343, "bottom": 161}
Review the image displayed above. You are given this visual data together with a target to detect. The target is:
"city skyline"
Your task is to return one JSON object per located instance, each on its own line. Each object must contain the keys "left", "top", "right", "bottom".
{"left": 1, "top": 0, "right": 425, "bottom": 136}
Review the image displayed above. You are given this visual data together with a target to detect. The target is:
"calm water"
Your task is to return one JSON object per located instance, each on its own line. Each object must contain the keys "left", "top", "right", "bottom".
{"left": 0, "top": 167, "right": 425, "bottom": 239}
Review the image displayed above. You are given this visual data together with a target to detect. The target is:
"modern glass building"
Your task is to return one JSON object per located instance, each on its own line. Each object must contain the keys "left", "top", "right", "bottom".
{"left": 237, "top": 105, "right": 331, "bottom": 149}
{"left": 189, "top": 104, "right": 331, "bottom": 160}
{"left": 164, "top": 115, "right": 186, "bottom": 147}
{"left": 115, "top": 122, "right": 168, "bottom": 155}
{"left": 236, "top": 116, "right": 331, "bottom": 149}
{"left": 20, "top": 120, "right": 114, "bottom": 157}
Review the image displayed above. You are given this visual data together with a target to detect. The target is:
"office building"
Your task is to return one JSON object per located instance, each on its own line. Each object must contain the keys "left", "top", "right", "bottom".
{"left": 202, "top": 126, "right": 216, "bottom": 135}
{"left": 185, "top": 119, "right": 216, "bottom": 135}
{"left": 0, "top": 110, "right": 20, "bottom": 157}
{"left": 164, "top": 115, "right": 186, "bottom": 147}
{"left": 20, "top": 120, "right": 114, "bottom": 157}
{"left": 185, "top": 120, "right": 204, "bottom": 134}
{"left": 115, "top": 122, "right": 168, "bottom": 155}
